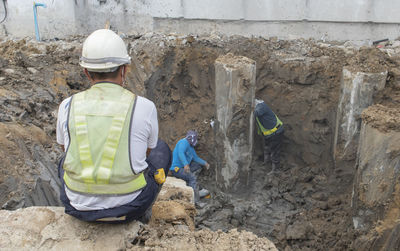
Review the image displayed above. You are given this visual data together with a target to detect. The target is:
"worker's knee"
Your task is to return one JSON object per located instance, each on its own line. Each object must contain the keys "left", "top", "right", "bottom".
{"left": 187, "top": 175, "right": 197, "bottom": 188}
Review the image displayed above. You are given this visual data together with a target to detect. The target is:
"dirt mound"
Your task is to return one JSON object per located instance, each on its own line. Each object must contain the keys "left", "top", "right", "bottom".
{"left": 0, "top": 122, "right": 58, "bottom": 209}
{"left": 347, "top": 47, "right": 390, "bottom": 73}
{"left": 0, "top": 38, "right": 84, "bottom": 210}
{"left": 362, "top": 104, "right": 400, "bottom": 132}
{"left": 137, "top": 226, "right": 277, "bottom": 251}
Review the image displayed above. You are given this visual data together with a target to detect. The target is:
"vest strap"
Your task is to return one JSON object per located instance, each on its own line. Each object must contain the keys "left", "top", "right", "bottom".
{"left": 74, "top": 93, "right": 95, "bottom": 184}
{"left": 64, "top": 171, "right": 147, "bottom": 195}
{"left": 256, "top": 115, "right": 283, "bottom": 136}
{"left": 97, "top": 89, "right": 133, "bottom": 184}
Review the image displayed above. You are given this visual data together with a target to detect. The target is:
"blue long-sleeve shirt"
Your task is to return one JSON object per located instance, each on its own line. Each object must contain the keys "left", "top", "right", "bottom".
{"left": 170, "top": 138, "right": 206, "bottom": 170}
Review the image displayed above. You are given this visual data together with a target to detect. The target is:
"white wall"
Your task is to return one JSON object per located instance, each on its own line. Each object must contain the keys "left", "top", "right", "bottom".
{"left": 0, "top": 0, "right": 76, "bottom": 39}
{"left": 1, "top": 0, "right": 400, "bottom": 42}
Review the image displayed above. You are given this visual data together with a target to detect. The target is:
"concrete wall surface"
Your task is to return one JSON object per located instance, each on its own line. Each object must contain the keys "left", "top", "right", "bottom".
{"left": 1, "top": 0, "right": 400, "bottom": 41}
{"left": 1, "top": 0, "right": 76, "bottom": 39}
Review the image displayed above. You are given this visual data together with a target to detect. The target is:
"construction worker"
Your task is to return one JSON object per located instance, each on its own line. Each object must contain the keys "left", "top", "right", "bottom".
{"left": 170, "top": 130, "right": 210, "bottom": 207}
{"left": 56, "top": 29, "right": 171, "bottom": 223}
{"left": 254, "top": 99, "right": 284, "bottom": 173}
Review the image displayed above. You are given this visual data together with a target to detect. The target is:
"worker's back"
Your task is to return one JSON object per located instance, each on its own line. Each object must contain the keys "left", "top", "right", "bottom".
{"left": 255, "top": 102, "right": 278, "bottom": 130}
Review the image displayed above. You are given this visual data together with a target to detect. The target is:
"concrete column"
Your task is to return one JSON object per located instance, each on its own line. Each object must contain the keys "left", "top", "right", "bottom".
{"left": 333, "top": 68, "right": 387, "bottom": 164}
{"left": 351, "top": 105, "right": 400, "bottom": 241}
{"left": 214, "top": 53, "right": 256, "bottom": 191}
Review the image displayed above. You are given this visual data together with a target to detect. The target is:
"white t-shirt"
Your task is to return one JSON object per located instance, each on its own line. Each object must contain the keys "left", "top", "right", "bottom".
{"left": 56, "top": 94, "right": 158, "bottom": 211}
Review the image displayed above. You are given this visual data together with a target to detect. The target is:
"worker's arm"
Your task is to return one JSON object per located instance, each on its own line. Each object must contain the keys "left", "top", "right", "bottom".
{"left": 192, "top": 148, "right": 206, "bottom": 166}
{"left": 146, "top": 103, "right": 165, "bottom": 184}
{"left": 254, "top": 104, "right": 262, "bottom": 118}
{"left": 146, "top": 98, "right": 159, "bottom": 155}
{"left": 56, "top": 98, "right": 72, "bottom": 152}
{"left": 177, "top": 140, "right": 191, "bottom": 172}
{"left": 177, "top": 140, "right": 190, "bottom": 166}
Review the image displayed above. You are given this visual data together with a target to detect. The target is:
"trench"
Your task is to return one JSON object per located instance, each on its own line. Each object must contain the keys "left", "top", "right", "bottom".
{"left": 1, "top": 35, "right": 399, "bottom": 250}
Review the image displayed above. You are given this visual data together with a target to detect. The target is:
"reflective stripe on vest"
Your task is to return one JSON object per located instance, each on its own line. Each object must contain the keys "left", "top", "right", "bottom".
{"left": 63, "top": 83, "right": 147, "bottom": 195}
{"left": 256, "top": 115, "right": 283, "bottom": 136}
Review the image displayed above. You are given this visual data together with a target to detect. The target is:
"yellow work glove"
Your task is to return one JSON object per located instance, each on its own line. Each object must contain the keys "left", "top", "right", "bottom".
{"left": 154, "top": 168, "right": 166, "bottom": 184}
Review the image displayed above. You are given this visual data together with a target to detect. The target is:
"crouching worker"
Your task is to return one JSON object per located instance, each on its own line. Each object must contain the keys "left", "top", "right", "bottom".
{"left": 254, "top": 99, "right": 284, "bottom": 174}
{"left": 56, "top": 29, "right": 171, "bottom": 223}
{"left": 170, "top": 130, "right": 210, "bottom": 208}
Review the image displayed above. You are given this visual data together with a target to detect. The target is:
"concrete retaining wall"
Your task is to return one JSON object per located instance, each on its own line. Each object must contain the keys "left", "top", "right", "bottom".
{"left": 1, "top": 0, "right": 400, "bottom": 42}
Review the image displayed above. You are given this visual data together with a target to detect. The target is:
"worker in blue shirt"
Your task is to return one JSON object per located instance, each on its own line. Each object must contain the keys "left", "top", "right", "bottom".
{"left": 170, "top": 130, "right": 210, "bottom": 206}
{"left": 254, "top": 99, "right": 284, "bottom": 173}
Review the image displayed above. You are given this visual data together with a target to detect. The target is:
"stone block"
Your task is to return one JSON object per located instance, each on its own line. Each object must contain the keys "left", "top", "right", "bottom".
{"left": 157, "top": 176, "right": 195, "bottom": 203}
{"left": 0, "top": 207, "right": 142, "bottom": 250}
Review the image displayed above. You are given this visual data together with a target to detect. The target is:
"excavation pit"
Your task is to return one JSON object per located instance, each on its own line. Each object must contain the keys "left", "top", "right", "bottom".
{"left": 1, "top": 34, "right": 400, "bottom": 250}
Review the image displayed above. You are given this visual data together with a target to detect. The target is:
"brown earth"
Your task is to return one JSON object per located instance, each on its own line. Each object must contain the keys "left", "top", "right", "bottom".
{"left": 362, "top": 105, "right": 400, "bottom": 133}
{"left": 1, "top": 34, "right": 400, "bottom": 250}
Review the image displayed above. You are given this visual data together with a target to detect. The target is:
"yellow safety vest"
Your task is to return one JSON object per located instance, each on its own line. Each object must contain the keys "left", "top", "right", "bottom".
{"left": 256, "top": 115, "right": 283, "bottom": 136}
{"left": 63, "top": 82, "right": 147, "bottom": 195}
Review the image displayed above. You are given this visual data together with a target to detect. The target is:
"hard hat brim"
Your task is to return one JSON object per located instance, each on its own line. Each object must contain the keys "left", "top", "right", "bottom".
{"left": 79, "top": 56, "right": 131, "bottom": 72}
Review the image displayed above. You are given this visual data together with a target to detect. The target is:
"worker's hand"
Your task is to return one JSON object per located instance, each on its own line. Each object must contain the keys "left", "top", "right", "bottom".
{"left": 205, "top": 162, "right": 210, "bottom": 170}
{"left": 184, "top": 165, "right": 190, "bottom": 173}
{"left": 154, "top": 168, "right": 166, "bottom": 184}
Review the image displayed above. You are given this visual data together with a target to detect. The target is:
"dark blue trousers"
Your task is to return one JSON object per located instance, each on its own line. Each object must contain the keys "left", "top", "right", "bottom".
{"left": 264, "top": 129, "right": 284, "bottom": 166}
{"left": 58, "top": 139, "right": 171, "bottom": 223}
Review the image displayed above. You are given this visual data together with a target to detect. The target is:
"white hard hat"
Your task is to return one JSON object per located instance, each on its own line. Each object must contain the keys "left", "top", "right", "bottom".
{"left": 79, "top": 29, "right": 131, "bottom": 72}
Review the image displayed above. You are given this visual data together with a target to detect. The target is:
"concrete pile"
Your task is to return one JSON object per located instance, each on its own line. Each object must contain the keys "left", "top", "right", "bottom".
{"left": 214, "top": 53, "right": 256, "bottom": 191}
{"left": 334, "top": 68, "right": 387, "bottom": 168}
